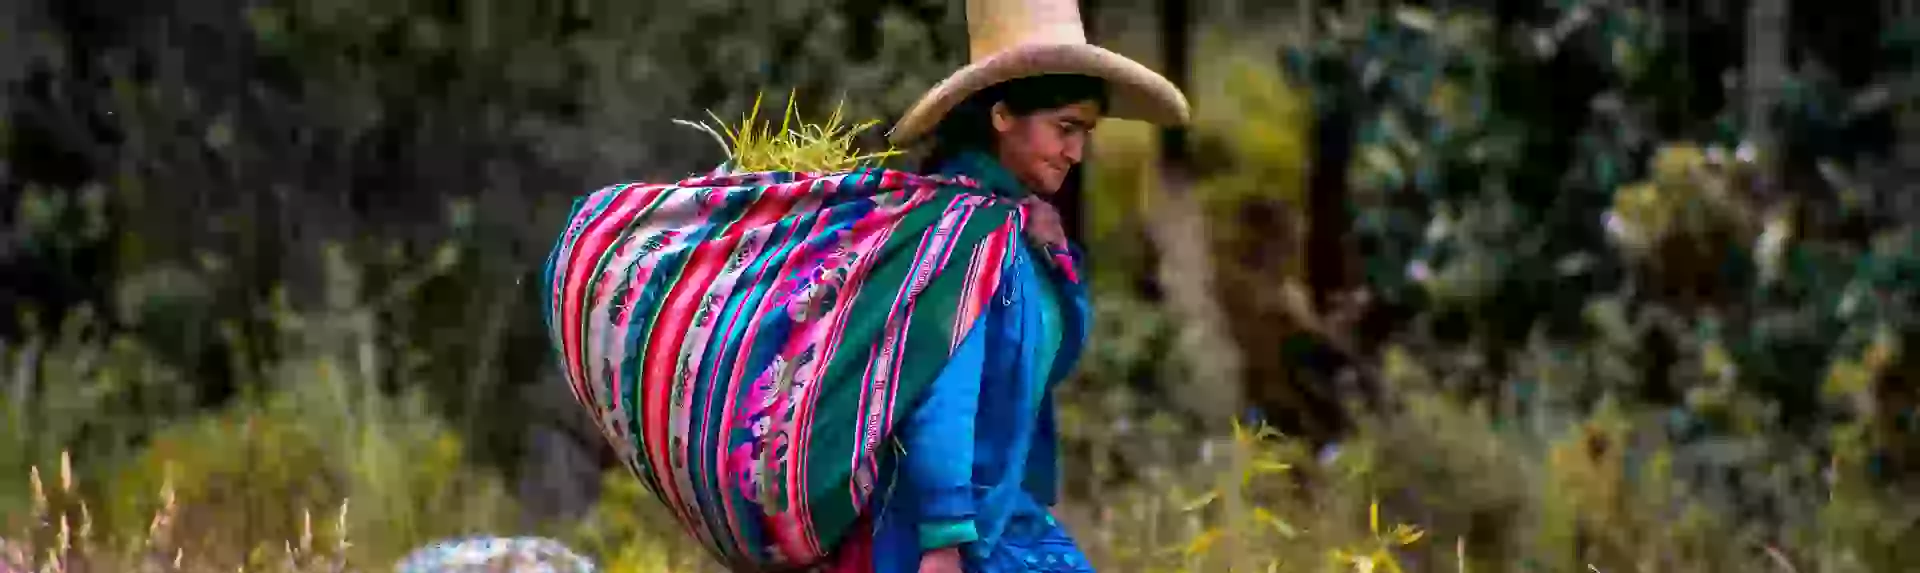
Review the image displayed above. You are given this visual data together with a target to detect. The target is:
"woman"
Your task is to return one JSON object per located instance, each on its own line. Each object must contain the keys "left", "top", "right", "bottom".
{"left": 541, "top": 1, "right": 1186, "bottom": 572}
{"left": 845, "top": 1, "right": 1189, "bottom": 569}
{"left": 847, "top": 74, "right": 1109, "bottom": 573}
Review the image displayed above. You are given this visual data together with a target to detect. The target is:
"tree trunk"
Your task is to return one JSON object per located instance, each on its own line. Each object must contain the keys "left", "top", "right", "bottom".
{"left": 1746, "top": 0, "right": 1786, "bottom": 171}
{"left": 1149, "top": 0, "right": 1242, "bottom": 432}
{"left": 1147, "top": 2, "right": 1250, "bottom": 566}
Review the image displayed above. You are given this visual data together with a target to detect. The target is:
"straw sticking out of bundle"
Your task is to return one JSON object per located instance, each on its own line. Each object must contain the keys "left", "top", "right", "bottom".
{"left": 676, "top": 90, "right": 902, "bottom": 174}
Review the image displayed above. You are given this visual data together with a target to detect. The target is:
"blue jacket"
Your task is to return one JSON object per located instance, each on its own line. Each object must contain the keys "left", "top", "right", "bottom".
{"left": 866, "top": 153, "right": 1091, "bottom": 571}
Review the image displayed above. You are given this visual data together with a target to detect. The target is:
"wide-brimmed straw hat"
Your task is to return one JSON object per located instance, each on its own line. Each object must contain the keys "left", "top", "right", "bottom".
{"left": 886, "top": 0, "right": 1191, "bottom": 146}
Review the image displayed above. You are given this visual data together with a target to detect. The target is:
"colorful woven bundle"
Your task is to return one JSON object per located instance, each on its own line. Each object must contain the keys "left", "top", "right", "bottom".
{"left": 542, "top": 168, "right": 1026, "bottom": 570}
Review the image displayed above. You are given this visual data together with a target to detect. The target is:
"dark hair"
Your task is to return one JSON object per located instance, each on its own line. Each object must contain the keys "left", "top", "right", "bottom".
{"left": 919, "top": 74, "right": 1109, "bottom": 173}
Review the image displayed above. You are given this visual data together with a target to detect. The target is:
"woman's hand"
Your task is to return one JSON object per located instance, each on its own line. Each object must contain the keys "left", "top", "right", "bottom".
{"left": 1021, "top": 197, "right": 1069, "bottom": 254}
{"left": 919, "top": 547, "right": 965, "bottom": 573}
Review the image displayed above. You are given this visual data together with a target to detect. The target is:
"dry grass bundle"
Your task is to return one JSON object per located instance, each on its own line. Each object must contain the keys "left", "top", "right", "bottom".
{"left": 675, "top": 90, "right": 902, "bottom": 174}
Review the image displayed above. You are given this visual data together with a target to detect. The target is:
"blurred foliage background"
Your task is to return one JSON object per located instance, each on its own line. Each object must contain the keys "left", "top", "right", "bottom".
{"left": 6, "top": 0, "right": 1920, "bottom": 571}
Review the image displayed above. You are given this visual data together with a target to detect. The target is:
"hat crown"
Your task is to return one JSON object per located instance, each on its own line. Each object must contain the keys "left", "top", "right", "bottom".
{"left": 967, "top": 0, "right": 1087, "bottom": 61}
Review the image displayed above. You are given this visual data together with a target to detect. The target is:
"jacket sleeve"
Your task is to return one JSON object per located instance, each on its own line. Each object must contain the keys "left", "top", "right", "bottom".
{"left": 900, "top": 311, "right": 990, "bottom": 549}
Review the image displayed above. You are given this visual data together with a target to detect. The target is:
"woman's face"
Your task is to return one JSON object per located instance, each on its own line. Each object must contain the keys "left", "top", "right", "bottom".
{"left": 990, "top": 99, "right": 1102, "bottom": 195}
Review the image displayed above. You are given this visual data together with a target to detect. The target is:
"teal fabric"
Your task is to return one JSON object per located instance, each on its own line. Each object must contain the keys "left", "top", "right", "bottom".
{"left": 939, "top": 151, "right": 1032, "bottom": 200}
{"left": 918, "top": 519, "right": 982, "bottom": 550}
{"left": 1030, "top": 256, "right": 1065, "bottom": 404}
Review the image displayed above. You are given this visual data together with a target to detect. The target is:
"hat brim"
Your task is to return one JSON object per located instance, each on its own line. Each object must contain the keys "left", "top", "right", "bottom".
{"left": 887, "top": 43, "right": 1191, "bottom": 146}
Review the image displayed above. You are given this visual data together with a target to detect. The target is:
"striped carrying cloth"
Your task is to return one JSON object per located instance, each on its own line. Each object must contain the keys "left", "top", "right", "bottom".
{"left": 543, "top": 167, "right": 1025, "bottom": 571}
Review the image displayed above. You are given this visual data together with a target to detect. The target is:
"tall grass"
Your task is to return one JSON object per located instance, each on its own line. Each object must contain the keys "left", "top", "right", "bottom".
{"left": 1, "top": 244, "right": 516, "bottom": 571}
